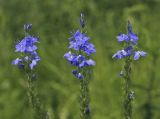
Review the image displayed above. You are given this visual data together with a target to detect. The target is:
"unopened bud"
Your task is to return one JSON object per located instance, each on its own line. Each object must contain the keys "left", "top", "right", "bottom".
{"left": 80, "top": 13, "right": 85, "bottom": 28}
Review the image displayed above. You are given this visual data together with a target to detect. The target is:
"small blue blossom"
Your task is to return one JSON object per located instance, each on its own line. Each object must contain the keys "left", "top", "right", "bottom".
{"left": 68, "top": 30, "right": 96, "bottom": 55}
{"left": 72, "top": 70, "right": 84, "bottom": 79}
{"left": 15, "top": 35, "right": 39, "bottom": 53}
{"left": 77, "top": 73, "right": 84, "bottom": 79}
{"left": 82, "top": 43, "right": 96, "bottom": 55}
{"left": 112, "top": 50, "right": 127, "bottom": 59}
{"left": 117, "top": 34, "right": 129, "bottom": 42}
{"left": 30, "top": 59, "right": 38, "bottom": 70}
{"left": 64, "top": 51, "right": 85, "bottom": 66}
{"left": 69, "top": 30, "right": 89, "bottom": 50}
{"left": 12, "top": 58, "right": 23, "bottom": 65}
{"left": 72, "top": 70, "right": 78, "bottom": 75}
{"left": 117, "top": 32, "right": 138, "bottom": 45}
{"left": 117, "top": 21, "right": 138, "bottom": 45}
{"left": 12, "top": 58, "right": 24, "bottom": 69}
{"left": 64, "top": 51, "right": 95, "bottom": 68}
{"left": 112, "top": 46, "right": 133, "bottom": 59}
{"left": 134, "top": 51, "right": 147, "bottom": 60}
{"left": 64, "top": 51, "right": 76, "bottom": 62}
{"left": 12, "top": 24, "right": 40, "bottom": 70}
{"left": 79, "top": 59, "right": 96, "bottom": 68}
{"left": 129, "top": 32, "right": 138, "bottom": 45}
{"left": 24, "top": 56, "right": 29, "bottom": 61}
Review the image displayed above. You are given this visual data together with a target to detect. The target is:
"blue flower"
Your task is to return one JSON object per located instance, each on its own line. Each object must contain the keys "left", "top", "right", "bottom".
{"left": 30, "top": 51, "right": 40, "bottom": 60}
{"left": 64, "top": 51, "right": 95, "bottom": 68}
{"left": 82, "top": 43, "right": 96, "bottom": 55}
{"left": 29, "top": 58, "right": 40, "bottom": 69}
{"left": 117, "top": 32, "right": 138, "bottom": 45}
{"left": 15, "top": 35, "right": 39, "bottom": 53}
{"left": 72, "top": 70, "right": 78, "bottom": 75}
{"left": 112, "top": 50, "right": 126, "bottom": 59}
{"left": 117, "top": 34, "right": 129, "bottom": 42}
{"left": 72, "top": 70, "right": 84, "bottom": 79}
{"left": 12, "top": 58, "right": 24, "bottom": 69}
{"left": 68, "top": 30, "right": 96, "bottom": 55}
{"left": 124, "top": 46, "right": 133, "bottom": 56}
{"left": 64, "top": 51, "right": 85, "bottom": 66}
{"left": 134, "top": 51, "right": 147, "bottom": 60}
{"left": 77, "top": 73, "right": 84, "bottom": 79}
{"left": 69, "top": 30, "right": 89, "bottom": 50}
{"left": 29, "top": 51, "right": 40, "bottom": 69}
{"left": 64, "top": 51, "right": 76, "bottom": 61}
{"left": 117, "top": 22, "right": 138, "bottom": 45}
{"left": 12, "top": 58, "right": 23, "bottom": 65}
{"left": 79, "top": 59, "right": 96, "bottom": 68}
{"left": 129, "top": 32, "right": 138, "bottom": 45}
{"left": 112, "top": 46, "right": 133, "bottom": 59}
{"left": 24, "top": 56, "right": 29, "bottom": 61}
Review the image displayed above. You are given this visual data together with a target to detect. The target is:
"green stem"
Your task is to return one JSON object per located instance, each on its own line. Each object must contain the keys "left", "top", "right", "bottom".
{"left": 80, "top": 74, "right": 91, "bottom": 119}
{"left": 79, "top": 12, "right": 91, "bottom": 119}
{"left": 123, "top": 57, "right": 133, "bottom": 119}
{"left": 26, "top": 73, "right": 49, "bottom": 119}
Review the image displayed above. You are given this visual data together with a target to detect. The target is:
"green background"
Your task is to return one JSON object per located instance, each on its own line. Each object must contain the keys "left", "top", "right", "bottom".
{"left": 0, "top": 0, "right": 160, "bottom": 119}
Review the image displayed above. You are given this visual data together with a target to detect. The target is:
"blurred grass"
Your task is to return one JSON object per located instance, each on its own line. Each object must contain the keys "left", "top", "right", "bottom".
{"left": 0, "top": 0, "right": 160, "bottom": 119}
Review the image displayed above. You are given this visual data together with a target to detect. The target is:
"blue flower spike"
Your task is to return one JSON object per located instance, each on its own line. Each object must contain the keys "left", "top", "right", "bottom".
{"left": 64, "top": 16, "right": 96, "bottom": 79}
{"left": 64, "top": 13, "right": 95, "bottom": 119}
{"left": 112, "top": 20, "right": 147, "bottom": 119}
{"left": 12, "top": 24, "right": 40, "bottom": 70}
{"left": 113, "top": 20, "right": 147, "bottom": 60}
{"left": 12, "top": 24, "right": 49, "bottom": 119}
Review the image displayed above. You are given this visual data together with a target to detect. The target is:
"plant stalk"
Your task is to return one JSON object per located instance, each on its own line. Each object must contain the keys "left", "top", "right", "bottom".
{"left": 27, "top": 73, "right": 49, "bottom": 119}
{"left": 80, "top": 74, "right": 91, "bottom": 119}
{"left": 123, "top": 57, "right": 133, "bottom": 119}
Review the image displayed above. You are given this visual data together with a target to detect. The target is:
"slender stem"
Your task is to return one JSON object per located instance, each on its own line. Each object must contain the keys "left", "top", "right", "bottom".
{"left": 79, "top": 12, "right": 91, "bottom": 119}
{"left": 26, "top": 73, "right": 49, "bottom": 119}
{"left": 80, "top": 73, "right": 91, "bottom": 119}
{"left": 123, "top": 57, "right": 133, "bottom": 119}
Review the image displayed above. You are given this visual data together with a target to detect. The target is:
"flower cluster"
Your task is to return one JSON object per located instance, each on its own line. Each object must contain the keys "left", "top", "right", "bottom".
{"left": 64, "top": 30, "right": 96, "bottom": 79}
{"left": 112, "top": 21, "right": 147, "bottom": 60}
{"left": 12, "top": 24, "right": 40, "bottom": 70}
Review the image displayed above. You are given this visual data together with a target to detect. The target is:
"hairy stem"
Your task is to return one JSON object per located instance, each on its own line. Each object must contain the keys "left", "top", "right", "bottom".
{"left": 123, "top": 57, "right": 133, "bottom": 119}
{"left": 80, "top": 74, "right": 91, "bottom": 119}
{"left": 27, "top": 73, "right": 49, "bottom": 119}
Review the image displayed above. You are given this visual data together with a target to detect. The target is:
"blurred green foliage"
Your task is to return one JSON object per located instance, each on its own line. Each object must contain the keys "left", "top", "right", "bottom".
{"left": 0, "top": 0, "right": 160, "bottom": 119}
